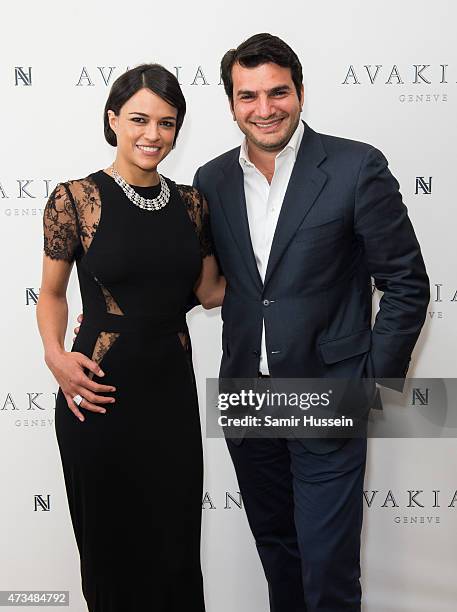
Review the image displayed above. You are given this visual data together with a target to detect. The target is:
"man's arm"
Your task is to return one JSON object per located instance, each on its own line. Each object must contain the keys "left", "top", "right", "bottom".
{"left": 354, "top": 147, "right": 430, "bottom": 389}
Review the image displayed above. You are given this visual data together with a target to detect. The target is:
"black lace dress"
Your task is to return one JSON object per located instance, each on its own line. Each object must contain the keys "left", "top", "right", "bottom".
{"left": 43, "top": 170, "right": 211, "bottom": 612}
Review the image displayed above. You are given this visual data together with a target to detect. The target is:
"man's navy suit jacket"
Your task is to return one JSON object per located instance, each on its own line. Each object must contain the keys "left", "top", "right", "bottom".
{"left": 193, "top": 122, "right": 429, "bottom": 415}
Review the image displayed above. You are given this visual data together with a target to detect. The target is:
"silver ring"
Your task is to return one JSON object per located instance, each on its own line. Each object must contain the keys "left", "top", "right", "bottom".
{"left": 72, "top": 394, "right": 83, "bottom": 406}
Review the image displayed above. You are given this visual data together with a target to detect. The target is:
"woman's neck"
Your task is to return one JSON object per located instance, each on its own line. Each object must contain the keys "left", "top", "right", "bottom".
{"left": 111, "top": 157, "right": 160, "bottom": 187}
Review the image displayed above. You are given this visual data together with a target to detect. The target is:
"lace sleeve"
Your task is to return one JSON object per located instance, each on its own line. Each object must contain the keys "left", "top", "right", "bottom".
{"left": 43, "top": 183, "right": 80, "bottom": 262}
{"left": 177, "top": 185, "right": 214, "bottom": 258}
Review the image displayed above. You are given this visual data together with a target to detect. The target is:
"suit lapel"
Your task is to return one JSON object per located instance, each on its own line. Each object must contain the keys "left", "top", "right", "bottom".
{"left": 264, "top": 123, "right": 328, "bottom": 288}
{"left": 216, "top": 154, "right": 263, "bottom": 291}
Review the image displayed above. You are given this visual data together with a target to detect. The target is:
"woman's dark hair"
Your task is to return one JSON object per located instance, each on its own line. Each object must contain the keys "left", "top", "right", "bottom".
{"left": 104, "top": 63, "right": 186, "bottom": 147}
{"left": 220, "top": 33, "right": 303, "bottom": 105}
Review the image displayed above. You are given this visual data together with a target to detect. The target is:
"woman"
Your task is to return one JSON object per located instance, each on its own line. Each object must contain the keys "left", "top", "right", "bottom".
{"left": 36, "top": 63, "right": 224, "bottom": 612}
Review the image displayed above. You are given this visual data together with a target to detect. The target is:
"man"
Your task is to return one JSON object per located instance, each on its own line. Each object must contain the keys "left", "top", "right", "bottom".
{"left": 193, "top": 33, "right": 429, "bottom": 611}
{"left": 74, "top": 33, "right": 428, "bottom": 610}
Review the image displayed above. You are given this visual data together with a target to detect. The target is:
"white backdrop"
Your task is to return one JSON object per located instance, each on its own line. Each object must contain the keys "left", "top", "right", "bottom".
{"left": 1, "top": 1, "right": 456, "bottom": 610}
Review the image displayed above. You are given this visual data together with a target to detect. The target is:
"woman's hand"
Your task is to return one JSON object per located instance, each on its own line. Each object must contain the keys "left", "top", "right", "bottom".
{"left": 45, "top": 348, "right": 116, "bottom": 422}
{"left": 36, "top": 257, "right": 115, "bottom": 423}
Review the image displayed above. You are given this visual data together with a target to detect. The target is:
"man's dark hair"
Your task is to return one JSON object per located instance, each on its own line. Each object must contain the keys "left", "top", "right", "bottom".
{"left": 104, "top": 63, "right": 186, "bottom": 147}
{"left": 220, "top": 33, "right": 303, "bottom": 105}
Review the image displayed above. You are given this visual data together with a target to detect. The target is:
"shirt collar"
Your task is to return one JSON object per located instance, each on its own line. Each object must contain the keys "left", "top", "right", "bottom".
{"left": 239, "top": 120, "right": 305, "bottom": 169}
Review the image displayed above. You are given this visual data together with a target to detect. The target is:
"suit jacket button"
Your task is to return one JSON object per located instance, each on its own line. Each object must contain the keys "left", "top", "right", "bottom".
{"left": 263, "top": 299, "right": 270, "bottom": 306}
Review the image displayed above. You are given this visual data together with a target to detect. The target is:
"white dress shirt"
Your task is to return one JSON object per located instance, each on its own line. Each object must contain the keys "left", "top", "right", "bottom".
{"left": 239, "top": 120, "right": 305, "bottom": 374}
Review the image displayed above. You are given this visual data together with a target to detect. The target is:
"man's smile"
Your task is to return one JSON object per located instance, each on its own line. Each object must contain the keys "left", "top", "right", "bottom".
{"left": 251, "top": 117, "right": 285, "bottom": 131}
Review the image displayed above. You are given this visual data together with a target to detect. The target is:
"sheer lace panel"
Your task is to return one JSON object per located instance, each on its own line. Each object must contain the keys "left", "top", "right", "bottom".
{"left": 178, "top": 331, "right": 190, "bottom": 352}
{"left": 43, "top": 177, "right": 102, "bottom": 260}
{"left": 88, "top": 286, "right": 123, "bottom": 375}
{"left": 88, "top": 332, "right": 120, "bottom": 380}
{"left": 65, "top": 177, "right": 101, "bottom": 254}
{"left": 98, "top": 283, "right": 124, "bottom": 315}
{"left": 177, "top": 185, "right": 213, "bottom": 258}
{"left": 43, "top": 183, "right": 81, "bottom": 262}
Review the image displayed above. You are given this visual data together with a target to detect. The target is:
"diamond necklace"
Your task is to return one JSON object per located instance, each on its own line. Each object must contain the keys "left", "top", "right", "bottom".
{"left": 110, "top": 165, "right": 170, "bottom": 211}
